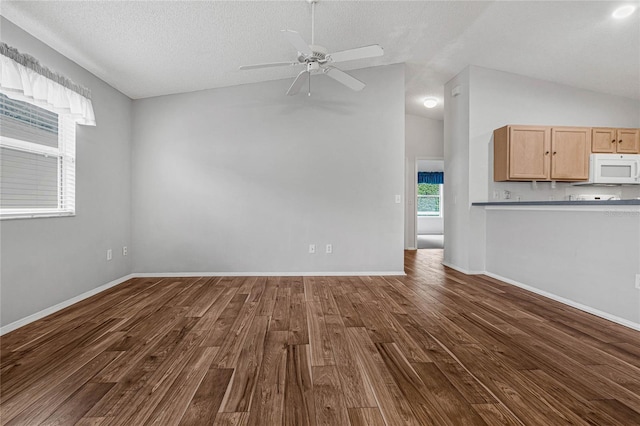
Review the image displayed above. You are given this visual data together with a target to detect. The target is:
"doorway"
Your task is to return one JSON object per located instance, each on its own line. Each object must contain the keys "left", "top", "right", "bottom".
{"left": 415, "top": 159, "right": 444, "bottom": 250}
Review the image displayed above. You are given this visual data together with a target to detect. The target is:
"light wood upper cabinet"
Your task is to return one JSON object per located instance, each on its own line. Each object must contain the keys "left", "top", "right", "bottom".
{"left": 591, "top": 128, "right": 616, "bottom": 153}
{"left": 550, "top": 127, "right": 590, "bottom": 180}
{"left": 495, "top": 125, "right": 550, "bottom": 181}
{"left": 616, "top": 128, "right": 640, "bottom": 154}
{"left": 494, "top": 125, "right": 589, "bottom": 181}
{"left": 592, "top": 128, "right": 640, "bottom": 154}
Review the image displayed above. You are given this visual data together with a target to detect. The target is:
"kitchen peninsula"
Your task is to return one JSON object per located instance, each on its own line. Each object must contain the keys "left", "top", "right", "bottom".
{"left": 472, "top": 200, "right": 640, "bottom": 329}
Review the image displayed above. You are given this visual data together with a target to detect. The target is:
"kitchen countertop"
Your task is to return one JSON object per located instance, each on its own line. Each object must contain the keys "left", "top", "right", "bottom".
{"left": 472, "top": 199, "right": 640, "bottom": 206}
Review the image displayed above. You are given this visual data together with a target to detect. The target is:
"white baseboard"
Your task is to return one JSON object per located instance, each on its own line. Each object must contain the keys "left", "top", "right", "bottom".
{"left": 0, "top": 270, "right": 405, "bottom": 335}
{"left": 0, "top": 274, "right": 136, "bottom": 336}
{"left": 441, "top": 261, "right": 485, "bottom": 275}
{"left": 483, "top": 271, "right": 640, "bottom": 332}
{"left": 441, "top": 261, "right": 639, "bottom": 331}
{"left": 133, "top": 271, "right": 407, "bottom": 278}
{"left": 7, "top": 266, "right": 636, "bottom": 335}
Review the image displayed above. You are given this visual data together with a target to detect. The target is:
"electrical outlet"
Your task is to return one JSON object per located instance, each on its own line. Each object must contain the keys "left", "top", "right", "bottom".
{"left": 106, "top": 249, "right": 112, "bottom": 261}
{"left": 503, "top": 190, "right": 511, "bottom": 199}
{"left": 493, "top": 190, "right": 500, "bottom": 199}
{"left": 635, "top": 274, "right": 640, "bottom": 290}
{"left": 309, "top": 244, "right": 316, "bottom": 254}
{"left": 326, "top": 244, "right": 333, "bottom": 254}
{"left": 122, "top": 246, "right": 128, "bottom": 256}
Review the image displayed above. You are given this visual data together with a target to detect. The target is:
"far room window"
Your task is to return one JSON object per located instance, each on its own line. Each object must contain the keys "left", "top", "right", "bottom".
{"left": 0, "top": 93, "right": 76, "bottom": 219}
{"left": 417, "top": 183, "right": 442, "bottom": 217}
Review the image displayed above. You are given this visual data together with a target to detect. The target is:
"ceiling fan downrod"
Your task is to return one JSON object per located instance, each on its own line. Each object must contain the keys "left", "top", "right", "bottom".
{"left": 309, "top": 0, "right": 317, "bottom": 45}
{"left": 308, "top": 0, "right": 318, "bottom": 96}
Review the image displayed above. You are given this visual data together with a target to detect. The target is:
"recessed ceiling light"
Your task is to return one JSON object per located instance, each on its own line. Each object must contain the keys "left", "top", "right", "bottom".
{"left": 612, "top": 5, "right": 636, "bottom": 18}
{"left": 423, "top": 98, "right": 438, "bottom": 108}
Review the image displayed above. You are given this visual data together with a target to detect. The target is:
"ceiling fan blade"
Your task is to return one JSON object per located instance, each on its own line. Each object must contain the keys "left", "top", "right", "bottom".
{"left": 324, "top": 67, "right": 365, "bottom": 91}
{"left": 239, "top": 62, "right": 300, "bottom": 71}
{"left": 281, "top": 30, "right": 313, "bottom": 56}
{"left": 287, "top": 70, "right": 310, "bottom": 96}
{"left": 327, "top": 45, "right": 384, "bottom": 63}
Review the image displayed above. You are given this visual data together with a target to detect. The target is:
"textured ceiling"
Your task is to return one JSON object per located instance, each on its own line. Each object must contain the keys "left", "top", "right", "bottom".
{"left": 2, "top": 1, "right": 639, "bottom": 121}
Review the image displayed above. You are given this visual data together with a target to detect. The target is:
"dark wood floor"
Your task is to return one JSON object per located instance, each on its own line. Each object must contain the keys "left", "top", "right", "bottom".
{"left": 2, "top": 250, "right": 640, "bottom": 425}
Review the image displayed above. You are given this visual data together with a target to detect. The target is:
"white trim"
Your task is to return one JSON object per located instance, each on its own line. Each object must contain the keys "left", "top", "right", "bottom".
{"left": 483, "top": 271, "right": 640, "bottom": 331}
{"left": 0, "top": 270, "right": 405, "bottom": 335}
{"left": 4, "top": 267, "right": 637, "bottom": 335}
{"left": 441, "top": 261, "right": 484, "bottom": 275}
{"left": 0, "top": 210, "right": 74, "bottom": 220}
{"left": 133, "top": 271, "right": 407, "bottom": 278}
{"left": 414, "top": 156, "right": 445, "bottom": 250}
{"left": 0, "top": 135, "right": 60, "bottom": 156}
{"left": 442, "top": 262, "right": 640, "bottom": 331}
{"left": 0, "top": 274, "right": 135, "bottom": 336}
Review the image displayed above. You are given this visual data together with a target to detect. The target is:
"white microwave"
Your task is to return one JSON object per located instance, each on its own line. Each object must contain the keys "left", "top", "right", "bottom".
{"left": 576, "top": 154, "right": 640, "bottom": 185}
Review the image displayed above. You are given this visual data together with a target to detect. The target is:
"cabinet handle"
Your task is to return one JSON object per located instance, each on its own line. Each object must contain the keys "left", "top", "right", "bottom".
{"left": 553, "top": 151, "right": 557, "bottom": 155}
{"left": 545, "top": 151, "right": 550, "bottom": 155}
{"left": 619, "top": 140, "right": 623, "bottom": 144}
{"left": 612, "top": 139, "right": 616, "bottom": 144}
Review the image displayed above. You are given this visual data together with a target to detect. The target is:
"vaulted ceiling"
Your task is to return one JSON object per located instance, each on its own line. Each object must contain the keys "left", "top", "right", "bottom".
{"left": 2, "top": 1, "right": 638, "bottom": 120}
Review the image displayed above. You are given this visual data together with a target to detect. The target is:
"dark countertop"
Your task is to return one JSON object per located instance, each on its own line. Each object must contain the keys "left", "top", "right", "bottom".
{"left": 472, "top": 200, "right": 640, "bottom": 206}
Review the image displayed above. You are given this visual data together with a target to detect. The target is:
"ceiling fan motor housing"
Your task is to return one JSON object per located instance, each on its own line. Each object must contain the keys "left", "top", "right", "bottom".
{"left": 298, "top": 44, "right": 328, "bottom": 63}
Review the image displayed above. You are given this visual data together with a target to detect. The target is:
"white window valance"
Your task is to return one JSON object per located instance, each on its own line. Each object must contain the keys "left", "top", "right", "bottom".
{"left": 0, "top": 43, "right": 95, "bottom": 126}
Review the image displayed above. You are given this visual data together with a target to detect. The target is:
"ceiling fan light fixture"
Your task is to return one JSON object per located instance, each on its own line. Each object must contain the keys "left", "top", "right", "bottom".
{"left": 423, "top": 98, "right": 438, "bottom": 108}
{"left": 612, "top": 5, "right": 636, "bottom": 18}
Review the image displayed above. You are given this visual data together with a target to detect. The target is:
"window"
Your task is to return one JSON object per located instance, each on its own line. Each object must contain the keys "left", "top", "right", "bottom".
{"left": 417, "top": 183, "right": 442, "bottom": 217}
{"left": 0, "top": 93, "right": 76, "bottom": 219}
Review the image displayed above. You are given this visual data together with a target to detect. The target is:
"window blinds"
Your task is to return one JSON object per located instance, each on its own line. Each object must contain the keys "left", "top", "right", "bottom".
{"left": 0, "top": 93, "right": 76, "bottom": 217}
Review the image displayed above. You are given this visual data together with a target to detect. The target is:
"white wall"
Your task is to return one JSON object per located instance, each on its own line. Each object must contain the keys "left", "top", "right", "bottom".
{"left": 404, "top": 114, "right": 444, "bottom": 247}
{"left": 0, "top": 18, "right": 133, "bottom": 327}
{"left": 443, "top": 68, "right": 472, "bottom": 270}
{"left": 132, "top": 64, "right": 405, "bottom": 274}
{"left": 417, "top": 217, "right": 443, "bottom": 235}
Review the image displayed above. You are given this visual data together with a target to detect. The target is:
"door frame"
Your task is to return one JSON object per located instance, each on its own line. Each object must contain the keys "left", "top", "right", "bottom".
{"left": 413, "top": 156, "right": 444, "bottom": 249}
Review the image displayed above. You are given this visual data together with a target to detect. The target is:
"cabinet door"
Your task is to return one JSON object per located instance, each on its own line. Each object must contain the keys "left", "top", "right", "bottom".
{"left": 551, "top": 127, "right": 590, "bottom": 180}
{"left": 591, "top": 128, "right": 616, "bottom": 153}
{"left": 616, "top": 128, "right": 640, "bottom": 154}
{"left": 508, "top": 126, "right": 550, "bottom": 180}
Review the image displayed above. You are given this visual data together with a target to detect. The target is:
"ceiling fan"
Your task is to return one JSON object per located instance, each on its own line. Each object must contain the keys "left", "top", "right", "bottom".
{"left": 239, "top": 0, "right": 384, "bottom": 96}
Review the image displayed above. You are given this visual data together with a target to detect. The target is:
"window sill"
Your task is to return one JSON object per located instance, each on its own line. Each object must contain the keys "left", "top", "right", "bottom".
{"left": 0, "top": 211, "right": 75, "bottom": 220}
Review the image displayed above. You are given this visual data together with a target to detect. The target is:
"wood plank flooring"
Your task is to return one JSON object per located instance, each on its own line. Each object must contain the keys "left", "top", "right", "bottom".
{"left": 2, "top": 250, "right": 640, "bottom": 425}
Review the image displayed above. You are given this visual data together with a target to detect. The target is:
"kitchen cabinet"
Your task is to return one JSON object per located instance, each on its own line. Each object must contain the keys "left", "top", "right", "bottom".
{"left": 494, "top": 125, "right": 590, "bottom": 181}
{"left": 591, "top": 128, "right": 640, "bottom": 154}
